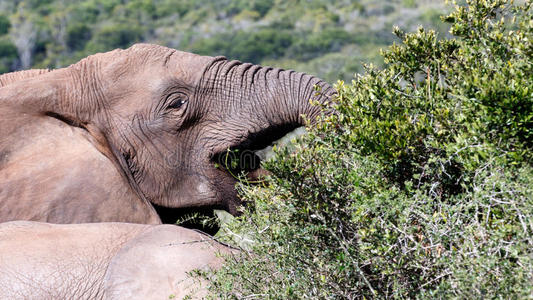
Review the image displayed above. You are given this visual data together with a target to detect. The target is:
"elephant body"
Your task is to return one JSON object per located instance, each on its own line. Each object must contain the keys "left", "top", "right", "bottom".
{"left": 0, "top": 44, "right": 335, "bottom": 223}
{"left": 0, "top": 221, "right": 232, "bottom": 299}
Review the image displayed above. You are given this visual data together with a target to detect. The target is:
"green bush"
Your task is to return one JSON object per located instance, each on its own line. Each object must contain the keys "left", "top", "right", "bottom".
{"left": 225, "top": 0, "right": 274, "bottom": 17}
{"left": 66, "top": 23, "right": 92, "bottom": 51}
{"left": 192, "top": 28, "right": 294, "bottom": 63}
{"left": 69, "top": 2, "right": 100, "bottom": 23}
{"left": 152, "top": 0, "right": 194, "bottom": 18}
{"left": 0, "top": 39, "right": 18, "bottom": 74}
{"left": 0, "top": 15, "right": 10, "bottom": 35}
{"left": 286, "top": 28, "right": 352, "bottom": 61}
{"left": 89, "top": 23, "right": 143, "bottom": 51}
{"left": 202, "top": 0, "right": 533, "bottom": 298}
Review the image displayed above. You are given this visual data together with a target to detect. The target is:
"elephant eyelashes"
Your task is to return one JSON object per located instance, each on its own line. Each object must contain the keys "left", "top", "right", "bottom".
{"left": 166, "top": 93, "right": 188, "bottom": 110}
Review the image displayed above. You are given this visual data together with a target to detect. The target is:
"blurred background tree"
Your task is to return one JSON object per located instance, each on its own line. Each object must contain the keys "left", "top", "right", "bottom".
{"left": 0, "top": 0, "right": 449, "bottom": 82}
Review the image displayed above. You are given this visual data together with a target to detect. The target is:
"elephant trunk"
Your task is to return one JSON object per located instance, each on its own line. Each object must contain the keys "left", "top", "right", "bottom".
{"left": 247, "top": 65, "right": 336, "bottom": 128}
{"left": 200, "top": 58, "right": 336, "bottom": 159}
{"left": 201, "top": 58, "right": 335, "bottom": 129}
{"left": 283, "top": 68, "right": 336, "bottom": 125}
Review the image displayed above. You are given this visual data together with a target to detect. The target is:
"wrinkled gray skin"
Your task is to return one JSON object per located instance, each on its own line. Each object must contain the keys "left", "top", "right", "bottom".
{"left": 0, "top": 43, "right": 335, "bottom": 223}
{"left": 0, "top": 221, "right": 233, "bottom": 299}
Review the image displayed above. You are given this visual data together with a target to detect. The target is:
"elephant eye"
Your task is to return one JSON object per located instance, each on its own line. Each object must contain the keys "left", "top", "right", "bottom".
{"left": 166, "top": 93, "right": 188, "bottom": 110}
{"left": 168, "top": 99, "right": 187, "bottom": 109}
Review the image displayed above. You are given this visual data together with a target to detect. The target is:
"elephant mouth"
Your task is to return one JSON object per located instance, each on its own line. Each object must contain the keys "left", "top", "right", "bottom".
{"left": 211, "top": 123, "right": 302, "bottom": 183}
{"left": 157, "top": 125, "right": 304, "bottom": 231}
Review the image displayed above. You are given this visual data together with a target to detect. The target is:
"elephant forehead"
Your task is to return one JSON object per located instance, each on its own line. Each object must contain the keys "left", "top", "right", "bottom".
{"left": 167, "top": 50, "right": 218, "bottom": 84}
{"left": 71, "top": 44, "right": 216, "bottom": 91}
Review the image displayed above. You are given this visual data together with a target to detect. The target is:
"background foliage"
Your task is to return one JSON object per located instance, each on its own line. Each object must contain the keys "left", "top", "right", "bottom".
{"left": 0, "top": 0, "right": 448, "bottom": 82}
{"left": 204, "top": 0, "right": 533, "bottom": 298}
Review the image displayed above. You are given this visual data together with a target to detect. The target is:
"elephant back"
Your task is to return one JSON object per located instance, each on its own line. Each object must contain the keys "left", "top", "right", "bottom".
{"left": 0, "top": 69, "right": 50, "bottom": 88}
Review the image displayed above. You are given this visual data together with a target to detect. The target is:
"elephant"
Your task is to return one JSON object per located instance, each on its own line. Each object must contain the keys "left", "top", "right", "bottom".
{"left": 0, "top": 43, "right": 335, "bottom": 224}
{"left": 0, "top": 221, "right": 234, "bottom": 299}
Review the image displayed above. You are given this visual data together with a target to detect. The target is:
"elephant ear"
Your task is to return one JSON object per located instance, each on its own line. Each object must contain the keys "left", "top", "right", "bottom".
{"left": 0, "top": 64, "right": 161, "bottom": 223}
{"left": 0, "top": 69, "right": 50, "bottom": 87}
{"left": 0, "top": 66, "right": 104, "bottom": 155}
{"left": 0, "top": 68, "right": 88, "bottom": 122}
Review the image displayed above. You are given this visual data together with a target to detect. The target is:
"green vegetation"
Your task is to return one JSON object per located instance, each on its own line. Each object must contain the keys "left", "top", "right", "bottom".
{"left": 0, "top": 0, "right": 448, "bottom": 82}
{"left": 202, "top": 0, "right": 533, "bottom": 298}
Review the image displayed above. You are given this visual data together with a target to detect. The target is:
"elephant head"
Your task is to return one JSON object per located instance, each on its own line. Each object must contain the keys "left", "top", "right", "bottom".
{"left": 0, "top": 44, "right": 334, "bottom": 219}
